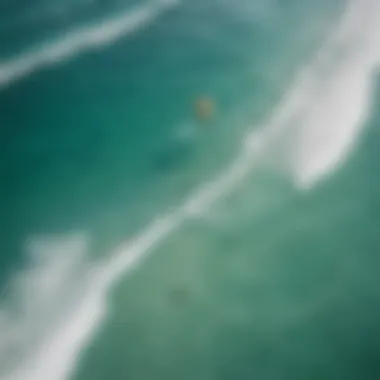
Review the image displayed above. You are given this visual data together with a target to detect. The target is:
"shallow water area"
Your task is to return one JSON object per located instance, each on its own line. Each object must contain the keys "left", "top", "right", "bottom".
{"left": 1, "top": 1, "right": 380, "bottom": 380}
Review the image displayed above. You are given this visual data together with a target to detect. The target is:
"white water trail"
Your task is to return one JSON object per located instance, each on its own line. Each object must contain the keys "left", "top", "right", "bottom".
{"left": 0, "top": 235, "right": 105, "bottom": 380}
{"left": 1, "top": 1, "right": 379, "bottom": 380}
{"left": 245, "top": 0, "right": 380, "bottom": 187}
{"left": 0, "top": 0, "right": 178, "bottom": 90}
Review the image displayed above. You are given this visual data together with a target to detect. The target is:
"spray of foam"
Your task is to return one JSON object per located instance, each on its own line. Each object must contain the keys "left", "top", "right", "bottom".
{"left": 0, "top": 0, "right": 179, "bottom": 90}
{"left": 0, "top": 139, "right": 254, "bottom": 380}
{"left": 0, "top": 235, "right": 107, "bottom": 380}
{"left": 0, "top": 1, "right": 378, "bottom": 380}
{"left": 245, "top": 0, "right": 380, "bottom": 188}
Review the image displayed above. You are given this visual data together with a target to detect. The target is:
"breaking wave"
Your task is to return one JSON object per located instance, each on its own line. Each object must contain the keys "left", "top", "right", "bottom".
{"left": 0, "top": 0, "right": 178, "bottom": 90}
{"left": 1, "top": 1, "right": 379, "bottom": 380}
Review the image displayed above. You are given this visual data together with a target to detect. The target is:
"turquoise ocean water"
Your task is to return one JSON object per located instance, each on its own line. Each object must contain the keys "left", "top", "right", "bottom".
{"left": 1, "top": 0, "right": 380, "bottom": 379}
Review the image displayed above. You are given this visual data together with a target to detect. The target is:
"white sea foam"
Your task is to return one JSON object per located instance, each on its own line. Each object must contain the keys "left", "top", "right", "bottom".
{"left": 0, "top": 235, "right": 106, "bottom": 380}
{"left": 245, "top": 0, "right": 380, "bottom": 188}
{"left": 0, "top": 0, "right": 178, "bottom": 90}
{"left": 0, "top": 154, "right": 253, "bottom": 380}
{"left": 0, "top": 1, "right": 378, "bottom": 380}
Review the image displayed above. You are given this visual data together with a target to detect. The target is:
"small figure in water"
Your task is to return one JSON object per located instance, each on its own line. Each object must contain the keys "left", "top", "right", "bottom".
{"left": 153, "top": 96, "right": 216, "bottom": 171}
{"left": 194, "top": 96, "right": 215, "bottom": 123}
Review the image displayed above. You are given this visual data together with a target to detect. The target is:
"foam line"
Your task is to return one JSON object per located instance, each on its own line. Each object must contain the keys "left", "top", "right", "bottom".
{"left": 0, "top": 0, "right": 178, "bottom": 90}
{"left": 1, "top": 2, "right": 378, "bottom": 380}
{"left": 245, "top": 0, "right": 380, "bottom": 187}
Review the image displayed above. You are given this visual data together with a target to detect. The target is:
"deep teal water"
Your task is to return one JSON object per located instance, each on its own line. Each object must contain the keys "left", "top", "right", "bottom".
{"left": 1, "top": 1, "right": 380, "bottom": 380}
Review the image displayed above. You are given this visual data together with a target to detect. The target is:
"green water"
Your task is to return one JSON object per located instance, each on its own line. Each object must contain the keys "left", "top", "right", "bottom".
{"left": 1, "top": 1, "right": 380, "bottom": 380}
